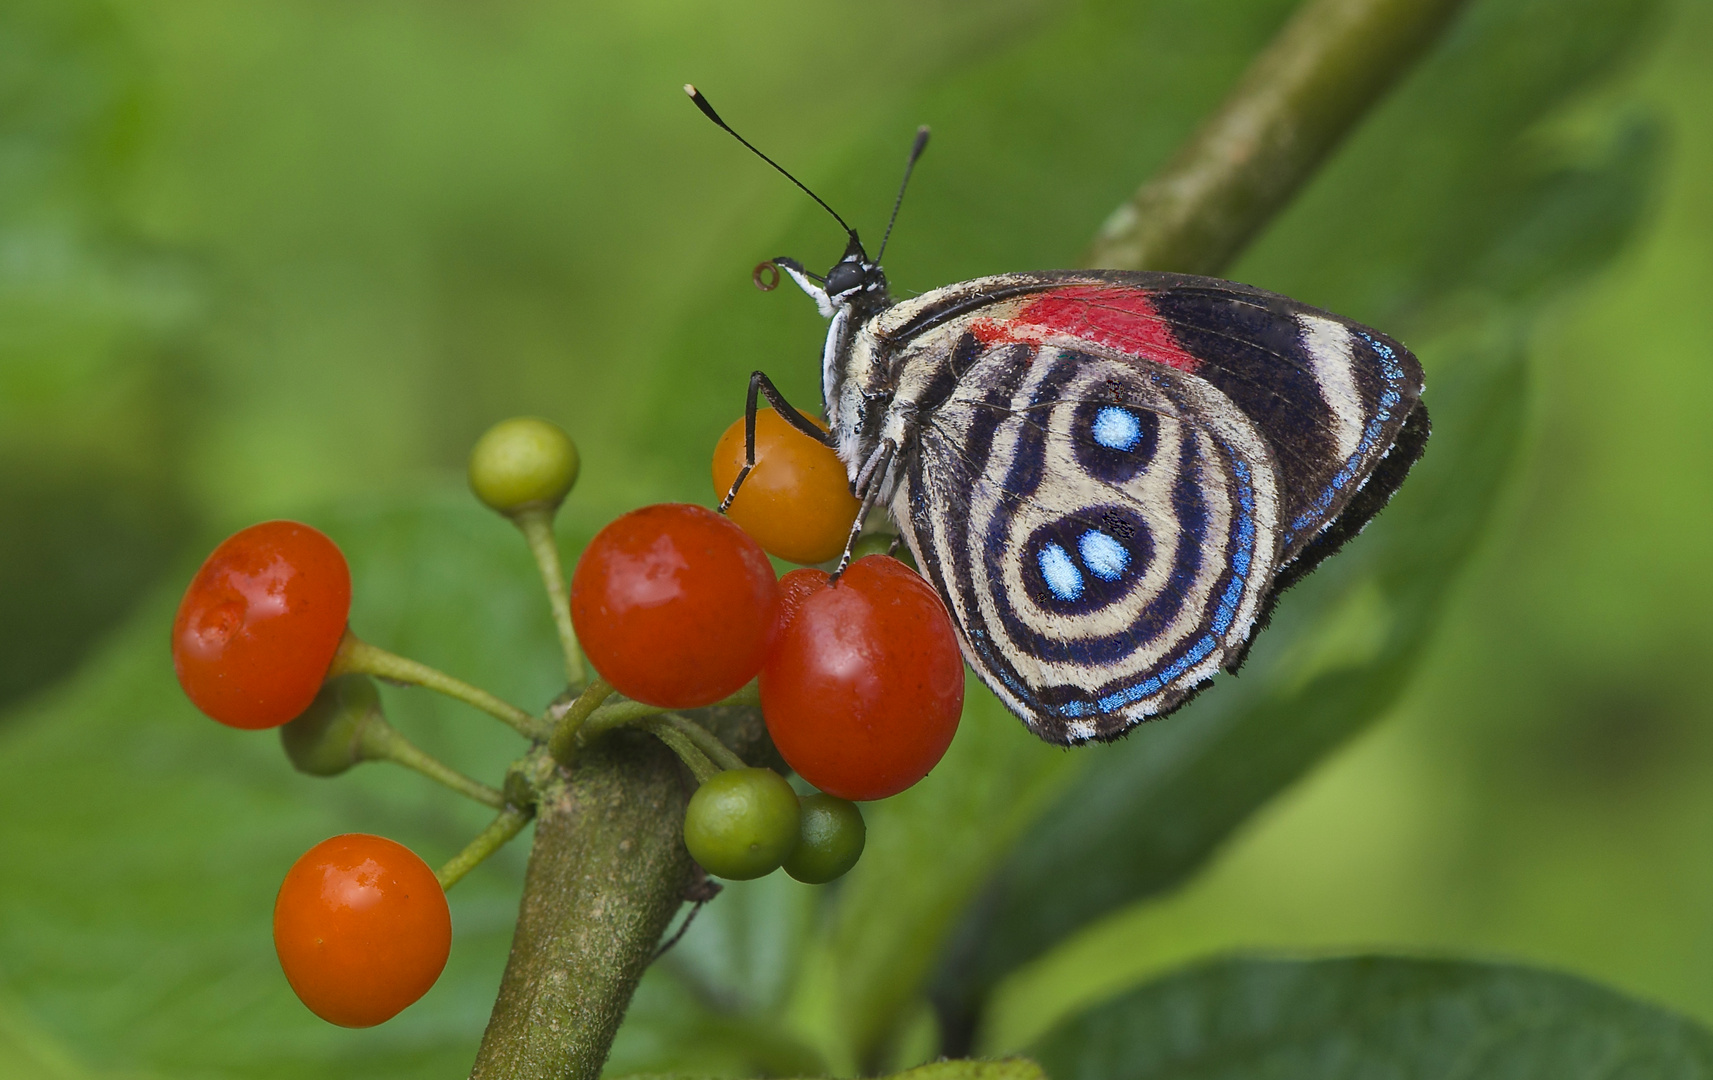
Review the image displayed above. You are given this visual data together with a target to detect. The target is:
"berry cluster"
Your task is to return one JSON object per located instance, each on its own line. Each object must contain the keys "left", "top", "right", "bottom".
{"left": 169, "top": 411, "right": 964, "bottom": 1027}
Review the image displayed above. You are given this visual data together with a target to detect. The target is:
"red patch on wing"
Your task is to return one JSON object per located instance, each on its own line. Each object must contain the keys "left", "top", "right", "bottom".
{"left": 969, "top": 286, "right": 1201, "bottom": 373}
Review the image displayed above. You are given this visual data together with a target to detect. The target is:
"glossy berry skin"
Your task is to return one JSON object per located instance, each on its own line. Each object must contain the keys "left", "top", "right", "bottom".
{"left": 761, "top": 555, "right": 965, "bottom": 801}
{"left": 172, "top": 521, "right": 352, "bottom": 730}
{"left": 712, "top": 409, "right": 860, "bottom": 565}
{"left": 571, "top": 503, "right": 780, "bottom": 708}
{"left": 783, "top": 793, "right": 866, "bottom": 884}
{"left": 273, "top": 833, "right": 451, "bottom": 1028}
{"left": 682, "top": 768, "right": 801, "bottom": 880}
{"left": 776, "top": 567, "right": 831, "bottom": 634}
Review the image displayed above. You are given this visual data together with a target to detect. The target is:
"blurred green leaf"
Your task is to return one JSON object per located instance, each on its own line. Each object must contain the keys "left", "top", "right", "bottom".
{"left": 1028, "top": 956, "right": 1713, "bottom": 1079}
{"left": 0, "top": 0, "right": 204, "bottom": 710}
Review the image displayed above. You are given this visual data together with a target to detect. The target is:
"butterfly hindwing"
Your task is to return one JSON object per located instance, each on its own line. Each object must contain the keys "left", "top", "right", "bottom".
{"left": 866, "top": 271, "right": 1425, "bottom": 744}
{"left": 891, "top": 338, "right": 1282, "bottom": 744}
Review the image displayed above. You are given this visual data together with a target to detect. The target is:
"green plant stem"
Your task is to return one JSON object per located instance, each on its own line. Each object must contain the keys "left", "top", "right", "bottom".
{"left": 1084, "top": 0, "right": 1470, "bottom": 275}
{"left": 330, "top": 632, "right": 548, "bottom": 739}
{"left": 572, "top": 681, "right": 759, "bottom": 750}
{"left": 513, "top": 507, "right": 588, "bottom": 687}
{"left": 555, "top": 690, "right": 743, "bottom": 781}
{"left": 548, "top": 677, "right": 614, "bottom": 763}
{"left": 655, "top": 712, "right": 746, "bottom": 771}
{"left": 440, "top": 805, "right": 536, "bottom": 890}
{"left": 358, "top": 718, "right": 506, "bottom": 809}
{"left": 643, "top": 721, "right": 722, "bottom": 784}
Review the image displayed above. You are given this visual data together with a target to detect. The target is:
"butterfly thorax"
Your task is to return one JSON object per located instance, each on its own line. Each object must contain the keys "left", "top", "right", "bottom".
{"left": 775, "top": 233, "right": 902, "bottom": 491}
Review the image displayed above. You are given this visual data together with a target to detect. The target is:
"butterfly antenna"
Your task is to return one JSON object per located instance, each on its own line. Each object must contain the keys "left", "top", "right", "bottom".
{"left": 684, "top": 84, "right": 856, "bottom": 240}
{"left": 876, "top": 126, "right": 930, "bottom": 263}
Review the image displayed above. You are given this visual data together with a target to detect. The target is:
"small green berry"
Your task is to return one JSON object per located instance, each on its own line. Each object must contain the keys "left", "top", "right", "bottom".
{"left": 467, "top": 417, "right": 580, "bottom": 515}
{"left": 279, "top": 674, "right": 383, "bottom": 776}
{"left": 683, "top": 767, "right": 800, "bottom": 880}
{"left": 847, "top": 532, "right": 915, "bottom": 571}
{"left": 782, "top": 793, "right": 865, "bottom": 883}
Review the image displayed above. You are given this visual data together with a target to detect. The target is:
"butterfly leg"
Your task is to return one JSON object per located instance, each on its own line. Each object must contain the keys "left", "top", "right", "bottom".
{"left": 718, "top": 370, "right": 837, "bottom": 514}
{"left": 832, "top": 441, "right": 896, "bottom": 579}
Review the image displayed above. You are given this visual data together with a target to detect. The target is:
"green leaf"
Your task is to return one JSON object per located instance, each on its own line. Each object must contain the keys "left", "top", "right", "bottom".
{"left": 1028, "top": 956, "right": 1713, "bottom": 1079}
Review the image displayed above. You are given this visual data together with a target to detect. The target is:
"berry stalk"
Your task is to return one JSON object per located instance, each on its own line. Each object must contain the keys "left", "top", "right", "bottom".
{"left": 547, "top": 677, "right": 615, "bottom": 763}
{"left": 643, "top": 721, "right": 722, "bottom": 784}
{"left": 329, "top": 632, "right": 549, "bottom": 739}
{"left": 653, "top": 712, "right": 747, "bottom": 772}
{"left": 513, "top": 506, "right": 589, "bottom": 687}
{"left": 359, "top": 717, "right": 507, "bottom": 810}
{"left": 438, "top": 806, "right": 535, "bottom": 890}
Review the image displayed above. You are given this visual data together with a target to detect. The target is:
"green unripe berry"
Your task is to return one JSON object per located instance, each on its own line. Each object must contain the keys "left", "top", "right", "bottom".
{"left": 782, "top": 793, "right": 866, "bottom": 883}
{"left": 847, "top": 531, "right": 916, "bottom": 571}
{"left": 279, "top": 674, "right": 384, "bottom": 776}
{"left": 467, "top": 417, "right": 580, "bottom": 515}
{"left": 683, "top": 767, "right": 800, "bottom": 880}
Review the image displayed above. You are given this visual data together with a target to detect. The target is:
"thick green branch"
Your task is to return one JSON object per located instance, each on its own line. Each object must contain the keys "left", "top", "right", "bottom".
{"left": 1085, "top": 0, "right": 1469, "bottom": 275}
{"left": 470, "top": 704, "right": 775, "bottom": 1080}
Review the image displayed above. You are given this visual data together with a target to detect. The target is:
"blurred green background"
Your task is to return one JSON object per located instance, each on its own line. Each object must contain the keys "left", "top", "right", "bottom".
{"left": 3, "top": 0, "right": 1712, "bottom": 1076}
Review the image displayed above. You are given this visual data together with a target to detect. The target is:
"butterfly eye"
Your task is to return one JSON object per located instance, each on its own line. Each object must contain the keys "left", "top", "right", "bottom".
{"left": 824, "top": 261, "right": 865, "bottom": 296}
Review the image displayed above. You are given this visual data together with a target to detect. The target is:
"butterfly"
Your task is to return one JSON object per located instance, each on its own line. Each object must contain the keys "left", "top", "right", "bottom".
{"left": 688, "top": 87, "right": 1428, "bottom": 746}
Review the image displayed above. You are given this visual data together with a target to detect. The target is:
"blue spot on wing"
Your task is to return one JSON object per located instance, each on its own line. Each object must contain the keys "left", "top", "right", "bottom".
{"left": 1038, "top": 542, "right": 1084, "bottom": 600}
{"left": 1057, "top": 445, "right": 1260, "bottom": 721}
{"left": 1078, "top": 529, "right": 1129, "bottom": 581}
{"left": 1091, "top": 406, "right": 1143, "bottom": 451}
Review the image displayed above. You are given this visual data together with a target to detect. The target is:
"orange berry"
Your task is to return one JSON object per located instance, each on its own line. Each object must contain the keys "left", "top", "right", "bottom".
{"left": 273, "top": 834, "right": 451, "bottom": 1027}
{"left": 711, "top": 410, "right": 860, "bottom": 565}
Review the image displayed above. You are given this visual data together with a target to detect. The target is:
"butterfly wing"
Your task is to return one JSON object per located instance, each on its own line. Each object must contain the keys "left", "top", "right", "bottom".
{"left": 891, "top": 339, "right": 1283, "bottom": 744}
{"left": 876, "top": 271, "right": 1426, "bottom": 565}
{"left": 869, "top": 272, "right": 1425, "bottom": 743}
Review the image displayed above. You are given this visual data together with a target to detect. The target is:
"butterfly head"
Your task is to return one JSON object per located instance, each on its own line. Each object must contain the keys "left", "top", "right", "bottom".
{"left": 822, "top": 234, "right": 890, "bottom": 310}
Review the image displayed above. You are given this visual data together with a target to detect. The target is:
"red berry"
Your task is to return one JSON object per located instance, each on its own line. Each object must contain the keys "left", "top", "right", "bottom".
{"left": 273, "top": 833, "right": 451, "bottom": 1028}
{"left": 711, "top": 410, "right": 860, "bottom": 565}
{"left": 172, "top": 521, "right": 352, "bottom": 730}
{"left": 776, "top": 567, "right": 831, "bottom": 634}
{"left": 571, "top": 503, "right": 780, "bottom": 708}
{"left": 760, "top": 555, "right": 964, "bottom": 800}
